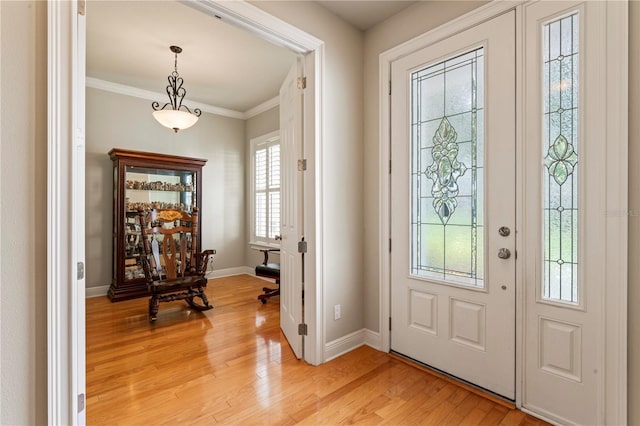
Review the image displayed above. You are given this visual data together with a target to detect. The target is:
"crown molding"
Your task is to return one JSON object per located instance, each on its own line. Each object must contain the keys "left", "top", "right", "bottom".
{"left": 244, "top": 96, "right": 279, "bottom": 119}
{"left": 86, "top": 77, "right": 246, "bottom": 120}
{"left": 86, "top": 77, "right": 279, "bottom": 120}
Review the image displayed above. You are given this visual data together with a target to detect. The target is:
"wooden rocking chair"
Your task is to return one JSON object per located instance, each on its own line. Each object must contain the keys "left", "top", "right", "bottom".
{"left": 138, "top": 207, "right": 215, "bottom": 321}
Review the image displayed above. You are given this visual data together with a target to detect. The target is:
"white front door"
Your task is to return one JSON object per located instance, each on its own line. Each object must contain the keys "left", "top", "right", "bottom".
{"left": 279, "top": 59, "right": 304, "bottom": 359}
{"left": 390, "top": 11, "right": 516, "bottom": 399}
{"left": 522, "top": 2, "right": 611, "bottom": 424}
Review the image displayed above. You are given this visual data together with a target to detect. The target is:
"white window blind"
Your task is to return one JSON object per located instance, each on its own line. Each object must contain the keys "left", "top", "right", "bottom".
{"left": 251, "top": 133, "right": 281, "bottom": 246}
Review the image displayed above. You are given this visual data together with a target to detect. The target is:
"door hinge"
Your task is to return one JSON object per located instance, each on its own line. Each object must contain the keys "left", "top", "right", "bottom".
{"left": 389, "top": 317, "right": 392, "bottom": 331}
{"left": 298, "top": 240, "right": 307, "bottom": 254}
{"left": 389, "top": 238, "right": 391, "bottom": 252}
{"left": 298, "top": 159, "right": 307, "bottom": 171}
{"left": 77, "top": 0, "right": 86, "bottom": 15}
{"left": 78, "top": 393, "right": 85, "bottom": 413}
{"left": 297, "top": 76, "right": 307, "bottom": 90}
{"left": 298, "top": 323, "right": 308, "bottom": 335}
{"left": 77, "top": 261, "right": 85, "bottom": 280}
{"left": 389, "top": 80, "right": 392, "bottom": 96}
{"left": 389, "top": 160, "right": 392, "bottom": 174}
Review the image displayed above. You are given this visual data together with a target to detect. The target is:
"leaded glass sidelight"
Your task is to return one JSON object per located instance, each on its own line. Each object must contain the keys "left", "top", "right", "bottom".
{"left": 410, "top": 48, "right": 484, "bottom": 288}
{"left": 542, "top": 13, "right": 579, "bottom": 304}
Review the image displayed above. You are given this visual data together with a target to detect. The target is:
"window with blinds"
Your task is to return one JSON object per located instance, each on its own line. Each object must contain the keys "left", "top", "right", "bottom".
{"left": 251, "top": 132, "right": 281, "bottom": 246}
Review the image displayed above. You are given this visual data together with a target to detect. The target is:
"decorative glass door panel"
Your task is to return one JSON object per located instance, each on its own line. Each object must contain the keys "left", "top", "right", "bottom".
{"left": 123, "top": 166, "right": 197, "bottom": 282}
{"left": 542, "top": 13, "right": 579, "bottom": 304}
{"left": 523, "top": 2, "right": 616, "bottom": 423}
{"left": 391, "top": 11, "right": 516, "bottom": 399}
{"left": 411, "top": 48, "right": 484, "bottom": 288}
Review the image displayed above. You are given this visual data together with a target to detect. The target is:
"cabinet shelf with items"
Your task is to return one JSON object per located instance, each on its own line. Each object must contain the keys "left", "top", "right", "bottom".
{"left": 108, "top": 148, "right": 207, "bottom": 302}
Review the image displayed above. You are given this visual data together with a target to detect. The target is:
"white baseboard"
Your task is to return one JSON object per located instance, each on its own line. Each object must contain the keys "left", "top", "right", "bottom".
{"left": 86, "top": 266, "right": 256, "bottom": 298}
{"left": 324, "top": 328, "right": 383, "bottom": 362}
{"left": 85, "top": 285, "right": 110, "bottom": 298}
{"left": 363, "top": 329, "right": 382, "bottom": 351}
{"left": 206, "top": 266, "right": 254, "bottom": 279}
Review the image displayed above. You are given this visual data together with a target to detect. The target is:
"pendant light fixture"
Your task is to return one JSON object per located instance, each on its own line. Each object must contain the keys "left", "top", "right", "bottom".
{"left": 152, "top": 45, "right": 201, "bottom": 133}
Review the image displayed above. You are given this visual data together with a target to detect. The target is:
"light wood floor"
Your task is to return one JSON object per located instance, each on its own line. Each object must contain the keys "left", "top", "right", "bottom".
{"left": 86, "top": 274, "right": 547, "bottom": 425}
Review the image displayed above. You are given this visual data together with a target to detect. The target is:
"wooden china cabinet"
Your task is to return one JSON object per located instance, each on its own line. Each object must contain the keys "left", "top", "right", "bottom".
{"left": 107, "top": 148, "right": 207, "bottom": 301}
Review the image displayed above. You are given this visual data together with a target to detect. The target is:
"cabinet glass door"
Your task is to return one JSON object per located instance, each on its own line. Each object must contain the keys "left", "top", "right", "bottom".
{"left": 123, "top": 165, "right": 197, "bottom": 282}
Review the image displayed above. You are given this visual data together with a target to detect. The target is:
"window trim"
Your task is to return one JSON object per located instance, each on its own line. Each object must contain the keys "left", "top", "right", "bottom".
{"left": 249, "top": 130, "right": 281, "bottom": 249}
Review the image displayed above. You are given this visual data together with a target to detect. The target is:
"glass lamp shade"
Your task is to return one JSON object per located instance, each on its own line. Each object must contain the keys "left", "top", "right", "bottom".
{"left": 152, "top": 109, "right": 199, "bottom": 133}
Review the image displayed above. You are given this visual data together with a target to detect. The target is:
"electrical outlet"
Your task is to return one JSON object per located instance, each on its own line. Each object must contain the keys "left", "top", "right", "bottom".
{"left": 334, "top": 304, "right": 341, "bottom": 320}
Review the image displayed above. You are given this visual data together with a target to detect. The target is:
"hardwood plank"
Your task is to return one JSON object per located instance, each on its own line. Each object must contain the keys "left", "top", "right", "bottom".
{"left": 86, "top": 274, "right": 547, "bottom": 426}
{"left": 463, "top": 407, "right": 493, "bottom": 425}
{"left": 479, "top": 407, "right": 512, "bottom": 426}
{"left": 500, "top": 409, "right": 527, "bottom": 426}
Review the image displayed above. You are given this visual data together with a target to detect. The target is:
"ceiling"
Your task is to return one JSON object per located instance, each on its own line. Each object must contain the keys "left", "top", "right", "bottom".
{"left": 87, "top": 1, "right": 417, "bottom": 115}
{"left": 316, "top": 1, "right": 417, "bottom": 31}
{"left": 87, "top": 1, "right": 297, "bottom": 113}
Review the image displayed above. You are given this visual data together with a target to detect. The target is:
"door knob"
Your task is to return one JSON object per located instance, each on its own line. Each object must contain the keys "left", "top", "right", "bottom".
{"left": 497, "top": 248, "right": 511, "bottom": 259}
{"left": 498, "top": 226, "right": 510, "bottom": 237}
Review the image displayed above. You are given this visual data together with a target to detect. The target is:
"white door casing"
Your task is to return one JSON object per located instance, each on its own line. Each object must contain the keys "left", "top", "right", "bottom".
{"left": 521, "top": 1, "right": 627, "bottom": 424}
{"left": 48, "top": 0, "right": 86, "bottom": 424}
{"left": 390, "top": 11, "right": 516, "bottom": 399}
{"left": 279, "top": 59, "right": 304, "bottom": 359}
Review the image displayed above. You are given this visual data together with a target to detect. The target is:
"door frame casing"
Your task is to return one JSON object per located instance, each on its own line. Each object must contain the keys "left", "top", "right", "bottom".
{"left": 377, "top": 0, "right": 627, "bottom": 423}
{"left": 48, "top": 1, "right": 86, "bottom": 424}
{"left": 48, "top": 1, "right": 327, "bottom": 424}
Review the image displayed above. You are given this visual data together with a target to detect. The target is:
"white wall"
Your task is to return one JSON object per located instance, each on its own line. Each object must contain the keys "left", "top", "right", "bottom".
{"left": 85, "top": 87, "right": 247, "bottom": 290}
{"left": 244, "top": 106, "right": 280, "bottom": 268}
{"left": 0, "top": 1, "right": 47, "bottom": 424}
{"left": 250, "top": 1, "right": 365, "bottom": 342}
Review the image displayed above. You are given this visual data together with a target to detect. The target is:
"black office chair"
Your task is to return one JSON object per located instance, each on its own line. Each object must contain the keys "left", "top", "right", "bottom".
{"left": 255, "top": 249, "right": 280, "bottom": 304}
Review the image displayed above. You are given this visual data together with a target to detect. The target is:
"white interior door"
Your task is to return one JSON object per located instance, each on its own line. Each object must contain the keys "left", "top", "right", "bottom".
{"left": 279, "top": 59, "right": 304, "bottom": 359}
{"left": 390, "top": 11, "right": 516, "bottom": 399}
{"left": 522, "top": 2, "right": 610, "bottom": 424}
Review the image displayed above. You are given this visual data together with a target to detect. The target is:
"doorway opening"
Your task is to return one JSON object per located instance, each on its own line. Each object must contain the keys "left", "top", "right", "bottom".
{"left": 47, "top": 1, "right": 326, "bottom": 423}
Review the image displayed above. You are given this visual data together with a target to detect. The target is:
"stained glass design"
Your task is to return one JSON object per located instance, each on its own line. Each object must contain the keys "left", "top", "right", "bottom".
{"left": 427, "top": 117, "right": 468, "bottom": 224}
{"left": 410, "top": 48, "right": 484, "bottom": 287}
{"left": 542, "top": 13, "right": 579, "bottom": 303}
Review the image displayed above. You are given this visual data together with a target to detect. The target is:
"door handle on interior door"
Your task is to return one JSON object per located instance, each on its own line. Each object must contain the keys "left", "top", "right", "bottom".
{"left": 497, "top": 248, "right": 511, "bottom": 259}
